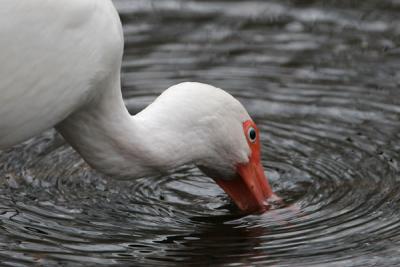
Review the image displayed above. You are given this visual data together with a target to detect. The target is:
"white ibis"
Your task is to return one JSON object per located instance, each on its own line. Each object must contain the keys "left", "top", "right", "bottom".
{"left": 0, "top": 0, "right": 273, "bottom": 213}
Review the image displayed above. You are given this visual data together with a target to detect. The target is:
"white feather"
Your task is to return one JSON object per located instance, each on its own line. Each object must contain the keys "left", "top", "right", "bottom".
{"left": 0, "top": 0, "right": 252, "bottom": 179}
{"left": 0, "top": 0, "right": 123, "bottom": 146}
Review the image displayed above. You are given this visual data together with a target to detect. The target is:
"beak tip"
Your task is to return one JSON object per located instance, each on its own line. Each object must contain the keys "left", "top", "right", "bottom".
{"left": 213, "top": 157, "right": 274, "bottom": 214}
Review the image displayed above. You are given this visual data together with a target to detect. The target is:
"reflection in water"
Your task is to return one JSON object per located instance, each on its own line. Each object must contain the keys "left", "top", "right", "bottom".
{"left": 1, "top": 0, "right": 400, "bottom": 266}
{"left": 152, "top": 220, "right": 266, "bottom": 266}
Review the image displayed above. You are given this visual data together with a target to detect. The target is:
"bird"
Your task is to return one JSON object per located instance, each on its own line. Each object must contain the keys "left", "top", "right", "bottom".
{"left": 0, "top": 0, "right": 274, "bottom": 213}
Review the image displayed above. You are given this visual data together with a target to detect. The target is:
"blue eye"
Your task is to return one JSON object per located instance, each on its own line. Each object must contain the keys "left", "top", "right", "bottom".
{"left": 248, "top": 127, "right": 257, "bottom": 143}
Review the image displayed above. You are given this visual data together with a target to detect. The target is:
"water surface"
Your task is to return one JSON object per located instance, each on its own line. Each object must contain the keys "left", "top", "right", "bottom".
{"left": 1, "top": 0, "right": 400, "bottom": 266}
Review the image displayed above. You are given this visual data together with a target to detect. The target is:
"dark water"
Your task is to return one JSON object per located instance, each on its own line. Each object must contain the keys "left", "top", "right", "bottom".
{"left": 1, "top": 0, "right": 400, "bottom": 266}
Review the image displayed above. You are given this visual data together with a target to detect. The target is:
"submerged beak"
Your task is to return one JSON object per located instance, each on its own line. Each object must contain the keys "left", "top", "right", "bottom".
{"left": 213, "top": 120, "right": 273, "bottom": 213}
{"left": 214, "top": 158, "right": 273, "bottom": 213}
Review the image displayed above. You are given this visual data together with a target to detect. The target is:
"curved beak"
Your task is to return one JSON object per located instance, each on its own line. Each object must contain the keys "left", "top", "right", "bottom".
{"left": 213, "top": 158, "right": 273, "bottom": 213}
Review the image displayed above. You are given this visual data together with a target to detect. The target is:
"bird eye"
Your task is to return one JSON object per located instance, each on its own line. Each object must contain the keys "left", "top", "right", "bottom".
{"left": 247, "top": 127, "right": 257, "bottom": 143}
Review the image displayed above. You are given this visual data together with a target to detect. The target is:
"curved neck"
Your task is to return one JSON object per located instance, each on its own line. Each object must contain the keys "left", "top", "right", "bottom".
{"left": 56, "top": 80, "right": 197, "bottom": 179}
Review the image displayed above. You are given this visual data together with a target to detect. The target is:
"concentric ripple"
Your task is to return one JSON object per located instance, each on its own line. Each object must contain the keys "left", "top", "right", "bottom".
{"left": 1, "top": 0, "right": 400, "bottom": 266}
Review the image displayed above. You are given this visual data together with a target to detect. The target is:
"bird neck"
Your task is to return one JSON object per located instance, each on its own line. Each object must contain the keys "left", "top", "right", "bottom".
{"left": 56, "top": 79, "right": 199, "bottom": 179}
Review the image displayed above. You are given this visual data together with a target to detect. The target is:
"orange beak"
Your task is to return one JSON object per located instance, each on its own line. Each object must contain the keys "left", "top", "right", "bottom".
{"left": 213, "top": 156, "right": 273, "bottom": 213}
{"left": 213, "top": 121, "right": 273, "bottom": 213}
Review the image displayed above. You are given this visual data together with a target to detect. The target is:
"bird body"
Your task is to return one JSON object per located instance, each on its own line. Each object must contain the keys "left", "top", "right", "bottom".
{"left": 0, "top": 0, "right": 123, "bottom": 147}
{"left": 0, "top": 0, "right": 273, "bottom": 213}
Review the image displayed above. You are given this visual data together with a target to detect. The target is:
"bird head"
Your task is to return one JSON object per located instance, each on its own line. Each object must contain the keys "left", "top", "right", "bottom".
{"left": 135, "top": 82, "right": 274, "bottom": 213}
{"left": 197, "top": 118, "right": 273, "bottom": 213}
